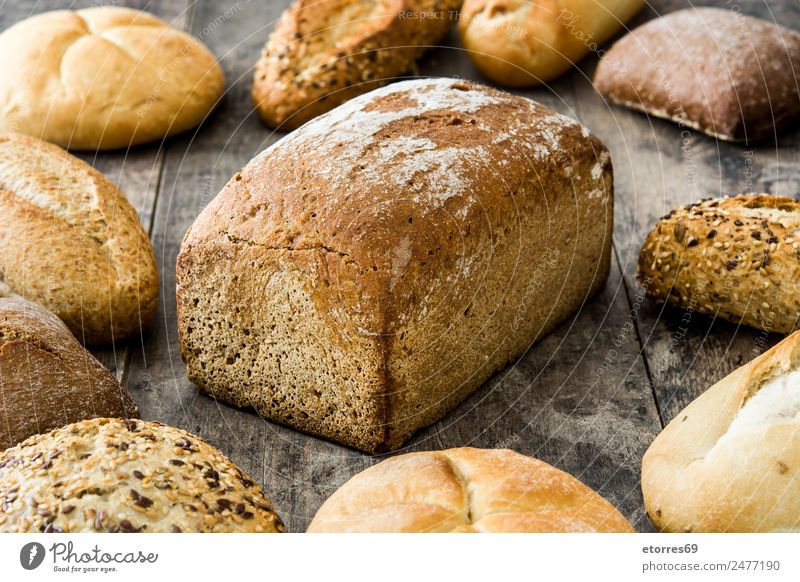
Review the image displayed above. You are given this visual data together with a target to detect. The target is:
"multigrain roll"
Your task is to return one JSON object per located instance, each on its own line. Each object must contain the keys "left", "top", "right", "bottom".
{"left": 0, "top": 133, "right": 159, "bottom": 344}
{"left": 594, "top": 8, "right": 800, "bottom": 142}
{"left": 0, "top": 297, "right": 138, "bottom": 451}
{"left": 309, "top": 448, "right": 634, "bottom": 532}
{"left": 637, "top": 194, "right": 800, "bottom": 334}
{"left": 252, "top": 0, "right": 462, "bottom": 129}
{"left": 177, "top": 78, "right": 614, "bottom": 453}
{"left": 0, "top": 418, "right": 284, "bottom": 533}
{"left": 0, "top": 7, "right": 223, "bottom": 150}
{"left": 459, "top": 0, "right": 644, "bottom": 87}
{"left": 643, "top": 331, "right": 800, "bottom": 532}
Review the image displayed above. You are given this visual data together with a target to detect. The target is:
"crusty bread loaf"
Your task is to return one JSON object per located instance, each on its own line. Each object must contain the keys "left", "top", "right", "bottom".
{"left": 0, "top": 418, "right": 284, "bottom": 533}
{"left": 309, "top": 448, "right": 634, "bottom": 532}
{"left": 594, "top": 8, "right": 800, "bottom": 142}
{"left": 252, "top": 0, "right": 462, "bottom": 129}
{"left": 0, "top": 133, "right": 159, "bottom": 344}
{"left": 0, "top": 7, "right": 223, "bottom": 150}
{"left": 0, "top": 297, "right": 138, "bottom": 451}
{"left": 643, "top": 331, "right": 800, "bottom": 532}
{"left": 638, "top": 194, "right": 800, "bottom": 334}
{"left": 177, "top": 78, "right": 613, "bottom": 453}
{"left": 459, "top": 0, "right": 644, "bottom": 87}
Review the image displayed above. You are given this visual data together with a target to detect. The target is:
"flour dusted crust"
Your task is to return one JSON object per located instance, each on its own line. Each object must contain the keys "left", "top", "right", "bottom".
{"left": 308, "top": 448, "right": 634, "bottom": 532}
{"left": 638, "top": 194, "right": 800, "bottom": 334}
{"left": 0, "top": 133, "right": 159, "bottom": 344}
{"left": 594, "top": 8, "right": 800, "bottom": 142}
{"left": 0, "top": 418, "right": 284, "bottom": 533}
{"left": 459, "top": 0, "right": 644, "bottom": 87}
{"left": 643, "top": 332, "right": 800, "bottom": 532}
{"left": 0, "top": 7, "right": 223, "bottom": 150}
{"left": 252, "top": 0, "right": 462, "bottom": 129}
{"left": 177, "top": 78, "right": 613, "bottom": 452}
{"left": 0, "top": 297, "right": 138, "bottom": 451}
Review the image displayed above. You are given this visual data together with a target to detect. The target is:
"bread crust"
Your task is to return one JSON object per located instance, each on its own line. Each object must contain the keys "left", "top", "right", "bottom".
{"left": 252, "top": 0, "right": 461, "bottom": 129}
{"left": 0, "top": 418, "right": 284, "bottom": 533}
{"left": 0, "top": 297, "right": 139, "bottom": 451}
{"left": 178, "top": 78, "right": 613, "bottom": 453}
{"left": 642, "top": 331, "right": 800, "bottom": 532}
{"left": 594, "top": 8, "right": 800, "bottom": 142}
{"left": 459, "top": 0, "right": 644, "bottom": 87}
{"left": 0, "top": 7, "right": 224, "bottom": 150}
{"left": 637, "top": 194, "right": 800, "bottom": 334}
{"left": 308, "top": 447, "right": 634, "bottom": 532}
{"left": 0, "top": 133, "right": 159, "bottom": 344}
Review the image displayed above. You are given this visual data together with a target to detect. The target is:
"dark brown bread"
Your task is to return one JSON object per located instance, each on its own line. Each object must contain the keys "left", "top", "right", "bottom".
{"left": 594, "top": 8, "right": 800, "bottom": 142}
{"left": 252, "top": 0, "right": 462, "bottom": 129}
{"left": 0, "top": 297, "right": 139, "bottom": 451}
{"left": 178, "top": 78, "right": 613, "bottom": 453}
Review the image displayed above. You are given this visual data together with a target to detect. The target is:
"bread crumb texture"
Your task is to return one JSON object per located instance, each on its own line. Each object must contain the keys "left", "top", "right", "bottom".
{"left": 178, "top": 78, "right": 613, "bottom": 452}
{"left": 308, "top": 447, "right": 634, "bottom": 532}
{"left": 0, "top": 133, "right": 159, "bottom": 343}
{"left": 0, "top": 418, "right": 284, "bottom": 533}
{"left": 642, "top": 330, "right": 800, "bottom": 532}
{"left": 0, "top": 7, "right": 223, "bottom": 149}
{"left": 638, "top": 194, "right": 800, "bottom": 333}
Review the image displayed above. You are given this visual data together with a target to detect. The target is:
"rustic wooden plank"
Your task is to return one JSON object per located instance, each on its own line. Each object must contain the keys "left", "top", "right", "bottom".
{"left": 570, "top": 0, "right": 800, "bottom": 426}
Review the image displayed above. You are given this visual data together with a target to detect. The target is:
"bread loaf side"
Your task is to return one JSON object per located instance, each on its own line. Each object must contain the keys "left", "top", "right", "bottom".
{"left": 178, "top": 78, "right": 613, "bottom": 452}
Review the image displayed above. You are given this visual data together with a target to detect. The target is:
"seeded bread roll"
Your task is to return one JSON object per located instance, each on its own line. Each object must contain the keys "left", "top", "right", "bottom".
{"left": 177, "top": 78, "right": 613, "bottom": 453}
{"left": 459, "top": 0, "right": 645, "bottom": 87}
{"left": 638, "top": 194, "right": 800, "bottom": 334}
{"left": 0, "top": 297, "right": 138, "bottom": 451}
{"left": 0, "top": 7, "right": 223, "bottom": 150}
{"left": 309, "top": 448, "right": 634, "bottom": 532}
{"left": 0, "top": 418, "right": 284, "bottom": 533}
{"left": 0, "top": 133, "right": 159, "bottom": 344}
{"left": 643, "top": 331, "right": 800, "bottom": 532}
{"left": 594, "top": 8, "right": 800, "bottom": 142}
{"left": 252, "top": 0, "right": 462, "bottom": 130}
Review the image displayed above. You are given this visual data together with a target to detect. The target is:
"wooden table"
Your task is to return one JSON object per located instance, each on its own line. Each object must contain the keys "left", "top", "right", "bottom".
{"left": 4, "top": 0, "right": 798, "bottom": 532}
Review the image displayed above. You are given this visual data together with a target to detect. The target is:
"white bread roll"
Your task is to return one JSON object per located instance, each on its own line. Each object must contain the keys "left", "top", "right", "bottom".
{"left": 0, "top": 7, "right": 223, "bottom": 150}
{"left": 642, "top": 331, "right": 800, "bottom": 532}
{"left": 459, "top": 0, "right": 645, "bottom": 87}
{"left": 309, "top": 448, "right": 634, "bottom": 532}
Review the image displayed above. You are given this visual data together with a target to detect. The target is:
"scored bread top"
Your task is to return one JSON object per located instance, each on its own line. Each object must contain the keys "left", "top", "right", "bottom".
{"left": 0, "top": 7, "right": 223, "bottom": 150}
{"left": 642, "top": 330, "right": 800, "bottom": 532}
{"left": 308, "top": 447, "right": 634, "bottom": 532}
{"left": 184, "top": 78, "right": 611, "bottom": 335}
{"left": 0, "top": 418, "right": 284, "bottom": 533}
{"left": 0, "top": 133, "right": 159, "bottom": 343}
